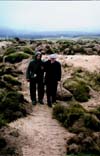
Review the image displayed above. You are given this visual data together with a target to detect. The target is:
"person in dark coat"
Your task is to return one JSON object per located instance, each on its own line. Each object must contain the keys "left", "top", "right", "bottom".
{"left": 26, "top": 51, "right": 44, "bottom": 105}
{"left": 45, "top": 54, "right": 61, "bottom": 107}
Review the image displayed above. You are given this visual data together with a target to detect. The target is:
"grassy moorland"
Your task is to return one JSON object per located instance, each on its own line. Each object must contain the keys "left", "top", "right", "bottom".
{"left": 0, "top": 38, "right": 100, "bottom": 156}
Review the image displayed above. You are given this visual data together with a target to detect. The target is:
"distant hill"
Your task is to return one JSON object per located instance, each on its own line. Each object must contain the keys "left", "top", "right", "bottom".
{"left": 0, "top": 28, "right": 100, "bottom": 39}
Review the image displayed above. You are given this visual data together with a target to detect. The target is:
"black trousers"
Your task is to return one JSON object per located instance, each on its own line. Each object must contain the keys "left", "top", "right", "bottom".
{"left": 46, "top": 81, "right": 58, "bottom": 105}
{"left": 29, "top": 78, "right": 44, "bottom": 102}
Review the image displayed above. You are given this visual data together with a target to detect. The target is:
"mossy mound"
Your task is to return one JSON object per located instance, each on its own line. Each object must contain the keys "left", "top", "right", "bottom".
{"left": 89, "top": 106, "right": 100, "bottom": 121}
{"left": 3, "top": 74, "right": 21, "bottom": 87}
{"left": 71, "top": 67, "right": 100, "bottom": 91}
{"left": 63, "top": 78, "right": 90, "bottom": 102}
{"left": 53, "top": 103, "right": 100, "bottom": 155}
{"left": 0, "top": 79, "right": 21, "bottom": 91}
{"left": 67, "top": 132, "right": 100, "bottom": 156}
{"left": 22, "top": 46, "right": 34, "bottom": 55}
{"left": 0, "top": 63, "right": 30, "bottom": 128}
{"left": 53, "top": 103, "right": 86, "bottom": 128}
{"left": 0, "top": 64, "right": 22, "bottom": 90}
{"left": 0, "top": 91, "right": 27, "bottom": 123}
{"left": 63, "top": 67, "right": 100, "bottom": 103}
{"left": 83, "top": 113, "right": 100, "bottom": 131}
{"left": 0, "top": 115, "right": 7, "bottom": 128}
{"left": 0, "top": 63, "right": 23, "bottom": 77}
{"left": 57, "top": 86, "right": 73, "bottom": 101}
{"left": 5, "top": 52, "right": 30, "bottom": 63}
{"left": 4, "top": 46, "right": 16, "bottom": 56}
{"left": 53, "top": 103, "right": 100, "bottom": 132}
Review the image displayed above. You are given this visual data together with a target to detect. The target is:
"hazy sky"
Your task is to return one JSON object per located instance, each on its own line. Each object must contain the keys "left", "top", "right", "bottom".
{"left": 0, "top": 1, "right": 100, "bottom": 32}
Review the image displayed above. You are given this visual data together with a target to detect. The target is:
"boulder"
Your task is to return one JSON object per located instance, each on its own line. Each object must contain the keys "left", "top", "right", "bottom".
{"left": 57, "top": 85, "right": 72, "bottom": 101}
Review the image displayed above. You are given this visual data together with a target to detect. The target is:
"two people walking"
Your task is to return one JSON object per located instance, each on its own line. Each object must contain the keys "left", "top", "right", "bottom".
{"left": 26, "top": 51, "right": 61, "bottom": 107}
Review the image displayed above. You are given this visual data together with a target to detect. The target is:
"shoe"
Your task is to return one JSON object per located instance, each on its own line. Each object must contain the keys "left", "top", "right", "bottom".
{"left": 39, "top": 100, "right": 44, "bottom": 105}
{"left": 32, "top": 100, "right": 36, "bottom": 105}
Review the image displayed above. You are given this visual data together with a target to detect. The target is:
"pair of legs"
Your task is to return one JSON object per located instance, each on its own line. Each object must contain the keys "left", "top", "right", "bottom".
{"left": 46, "top": 81, "right": 58, "bottom": 107}
{"left": 30, "top": 79, "right": 44, "bottom": 105}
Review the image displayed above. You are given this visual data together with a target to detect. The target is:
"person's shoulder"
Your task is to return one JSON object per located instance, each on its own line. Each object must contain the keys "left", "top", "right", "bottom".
{"left": 56, "top": 60, "right": 61, "bottom": 65}
{"left": 44, "top": 60, "right": 50, "bottom": 64}
{"left": 41, "top": 60, "right": 45, "bottom": 65}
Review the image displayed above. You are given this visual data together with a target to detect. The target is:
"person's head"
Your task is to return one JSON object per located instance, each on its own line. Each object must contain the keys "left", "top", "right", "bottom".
{"left": 35, "top": 51, "right": 42, "bottom": 60}
{"left": 49, "top": 54, "right": 57, "bottom": 63}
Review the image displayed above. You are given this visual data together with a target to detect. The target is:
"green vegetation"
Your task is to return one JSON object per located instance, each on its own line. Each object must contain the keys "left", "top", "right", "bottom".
{"left": 0, "top": 91, "right": 27, "bottom": 122}
{"left": 71, "top": 68, "right": 100, "bottom": 91}
{"left": 63, "top": 67, "right": 100, "bottom": 103}
{"left": 5, "top": 52, "right": 30, "bottom": 63}
{"left": 84, "top": 113, "right": 100, "bottom": 131}
{"left": 4, "top": 47, "right": 16, "bottom": 56}
{"left": 53, "top": 103, "right": 86, "bottom": 128}
{"left": 0, "top": 114, "right": 7, "bottom": 128}
{"left": 89, "top": 106, "right": 100, "bottom": 120}
{"left": 0, "top": 38, "right": 100, "bottom": 156}
{"left": 53, "top": 103, "right": 100, "bottom": 155}
{"left": 0, "top": 64, "right": 23, "bottom": 77}
{"left": 53, "top": 103, "right": 100, "bottom": 132}
{"left": 22, "top": 46, "right": 34, "bottom": 55}
{"left": 0, "top": 63, "right": 29, "bottom": 129}
{"left": 0, "top": 146, "right": 17, "bottom": 156}
{"left": 0, "top": 63, "right": 30, "bottom": 156}
{"left": 63, "top": 78, "right": 90, "bottom": 102}
{"left": 3, "top": 74, "right": 21, "bottom": 86}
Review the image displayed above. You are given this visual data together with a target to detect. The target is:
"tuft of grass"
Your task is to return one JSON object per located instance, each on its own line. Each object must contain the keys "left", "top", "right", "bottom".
{"left": 23, "top": 46, "right": 34, "bottom": 55}
{"left": 53, "top": 102, "right": 100, "bottom": 132}
{"left": 4, "top": 47, "right": 16, "bottom": 56}
{"left": 5, "top": 52, "right": 30, "bottom": 63}
{"left": 71, "top": 67, "right": 100, "bottom": 91}
{"left": 0, "top": 114, "right": 7, "bottom": 128}
{"left": 0, "top": 91, "right": 27, "bottom": 122}
{"left": 3, "top": 74, "right": 21, "bottom": 86}
{"left": 84, "top": 113, "right": 100, "bottom": 131}
{"left": 63, "top": 79, "right": 90, "bottom": 102}
{"left": 53, "top": 103, "right": 86, "bottom": 128}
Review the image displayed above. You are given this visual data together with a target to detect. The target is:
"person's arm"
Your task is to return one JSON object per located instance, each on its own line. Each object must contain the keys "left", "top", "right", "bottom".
{"left": 57, "top": 62, "right": 61, "bottom": 81}
{"left": 43, "top": 60, "right": 47, "bottom": 72}
{"left": 42, "top": 60, "right": 47, "bottom": 84}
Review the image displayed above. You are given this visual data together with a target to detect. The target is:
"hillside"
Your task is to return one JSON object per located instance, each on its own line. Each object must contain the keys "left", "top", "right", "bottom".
{"left": 0, "top": 39, "right": 100, "bottom": 156}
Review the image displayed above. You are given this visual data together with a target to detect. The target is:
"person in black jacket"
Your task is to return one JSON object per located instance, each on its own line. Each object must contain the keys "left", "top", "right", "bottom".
{"left": 26, "top": 51, "right": 44, "bottom": 105}
{"left": 45, "top": 54, "right": 61, "bottom": 107}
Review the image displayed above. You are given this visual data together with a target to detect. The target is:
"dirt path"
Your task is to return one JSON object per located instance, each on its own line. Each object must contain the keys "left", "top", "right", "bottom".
{"left": 10, "top": 105, "right": 72, "bottom": 156}
{"left": 9, "top": 58, "right": 72, "bottom": 156}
